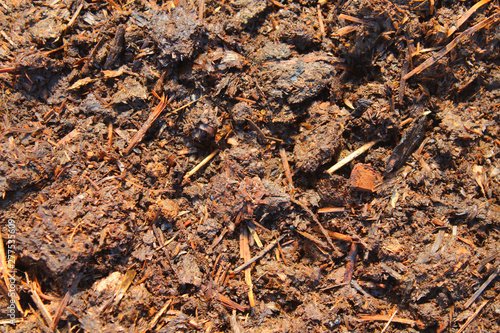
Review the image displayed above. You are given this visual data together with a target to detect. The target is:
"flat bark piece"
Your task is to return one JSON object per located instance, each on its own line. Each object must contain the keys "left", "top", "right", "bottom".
{"left": 176, "top": 254, "right": 202, "bottom": 287}
{"left": 385, "top": 114, "right": 428, "bottom": 174}
{"left": 104, "top": 25, "right": 126, "bottom": 69}
{"left": 350, "top": 163, "right": 377, "bottom": 192}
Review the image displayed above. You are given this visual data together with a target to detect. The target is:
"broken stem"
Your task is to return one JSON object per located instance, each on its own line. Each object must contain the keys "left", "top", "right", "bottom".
{"left": 327, "top": 141, "right": 377, "bottom": 174}
{"left": 234, "top": 235, "right": 286, "bottom": 274}
{"left": 184, "top": 149, "right": 220, "bottom": 179}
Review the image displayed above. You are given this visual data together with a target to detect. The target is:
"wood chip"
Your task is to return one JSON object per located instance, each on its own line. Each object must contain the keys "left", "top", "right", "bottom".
{"left": 350, "top": 163, "right": 377, "bottom": 192}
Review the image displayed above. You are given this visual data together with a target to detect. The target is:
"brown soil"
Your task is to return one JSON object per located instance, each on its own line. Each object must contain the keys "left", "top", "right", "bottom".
{"left": 1, "top": 0, "right": 500, "bottom": 332}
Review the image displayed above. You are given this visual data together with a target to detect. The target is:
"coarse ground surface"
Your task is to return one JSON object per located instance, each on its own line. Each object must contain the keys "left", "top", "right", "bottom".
{"left": 1, "top": 0, "right": 500, "bottom": 332}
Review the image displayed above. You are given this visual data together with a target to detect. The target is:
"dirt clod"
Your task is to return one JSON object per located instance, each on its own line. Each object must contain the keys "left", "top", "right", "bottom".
{"left": 2, "top": 1, "right": 500, "bottom": 332}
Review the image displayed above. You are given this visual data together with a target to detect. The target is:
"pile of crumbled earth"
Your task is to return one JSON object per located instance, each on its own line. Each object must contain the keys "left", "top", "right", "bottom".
{"left": 1, "top": 0, "right": 500, "bottom": 332}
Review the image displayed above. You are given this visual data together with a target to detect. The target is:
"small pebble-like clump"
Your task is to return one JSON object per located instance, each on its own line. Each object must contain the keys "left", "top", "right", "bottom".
{"left": 149, "top": 8, "right": 205, "bottom": 66}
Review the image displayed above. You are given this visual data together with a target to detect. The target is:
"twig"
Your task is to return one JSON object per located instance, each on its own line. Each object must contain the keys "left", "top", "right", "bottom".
{"left": 327, "top": 141, "right": 377, "bottom": 174}
{"left": 210, "top": 227, "right": 228, "bottom": 251}
{"left": 276, "top": 234, "right": 287, "bottom": 265}
{"left": 234, "top": 235, "right": 286, "bottom": 273}
{"left": 447, "top": 0, "right": 493, "bottom": 37}
{"left": 247, "top": 118, "right": 283, "bottom": 143}
{"left": 235, "top": 96, "right": 257, "bottom": 104}
{"left": 124, "top": 94, "right": 173, "bottom": 155}
{"left": 50, "top": 292, "right": 70, "bottom": 331}
{"left": 464, "top": 264, "right": 499, "bottom": 308}
{"left": 351, "top": 280, "right": 375, "bottom": 299}
{"left": 317, "top": 5, "right": 326, "bottom": 39}
{"left": 61, "top": 3, "right": 84, "bottom": 35}
{"left": 30, "top": 282, "right": 53, "bottom": 326}
{"left": 380, "top": 309, "right": 398, "bottom": 333}
{"left": 456, "top": 300, "right": 489, "bottom": 333}
{"left": 267, "top": 0, "right": 285, "bottom": 7}
{"left": 295, "top": 229, "right": 330, "bottom": 250}
{"left": 358, "top": 313, "right": 423, "bottom": 328}
{"left": 279, "top": 147, "right": 293, "bottom": 188}
{"left": 183, "top": 149, "right": 220, "bottom": 179}
{"left": 199, "top": 0, "right": 205, "bottom": 22}
{"left": 343, "top": 242, "right": 358, "bottom": 284}
{"left": 144, "top": 299, "right": 172, "bottom": 332}
{"left": 403, "top": 12, "right": 500, "bottom": 81}
{"left": 339, "top": 14, "right": 371, "bottom": 26}
{"left": 318, "top": 207, "right": 345, "bottom": 213}
{"left": 0, "top": 31, "right": 14, "bottom": 46}
{"left": 217, "top": 292, "right": 249, "bottom": 312}
{"left": 291, "top": 198, "right": 336, "bottom": 250}
{"left": 108, "top": 122, "right": 113, "bottom": 147}
{"left": 240, "top": 227, "right": 255, "bottom": 307}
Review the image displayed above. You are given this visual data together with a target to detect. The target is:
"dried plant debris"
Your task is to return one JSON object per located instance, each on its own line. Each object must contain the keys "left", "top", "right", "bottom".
{"left": 385, "top": 113, "right": 429, "bottom": 174}
{"left": 2, "top": 1, "right": 500, "bottom": 332}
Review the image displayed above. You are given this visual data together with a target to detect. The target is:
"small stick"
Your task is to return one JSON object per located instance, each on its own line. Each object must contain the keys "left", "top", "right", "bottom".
{"left": 0, "top": 31, "right": 14, "bottom": 46}
{"left": 210, "top": 227, "right": 228, "bottom": 251}
{"left": 279, "top": 147, "right": 293, "bottom": 188}
{"left": 276, "top": 235, "right": 287, "bottom": 265}
{"left": 339, "top": 14, "right": 371, "bottom": 26}
{"left": 456, "top": 300, "right": 489, "bottom": 333}
{"left": 291, "top": 198, "right": 335, "bottom": 250}
{"left": 403, "top": 12, "right": 500, "bottom": 81}
{"left": 327, "top": 141, "right": 377, "bottom": 174}
{"left": 464, "top": 264, "right": 499, "bottom": 308}
{"left": 240, "top": 227, "right": 255, "bottom": 307}
{"left": 247, "top": 119, "right": 283, "bottom": 143}
{"left": 358, "top": 313, "right": 423, "bottom": 328}
{"left": 125, "top": 96, "right": 201, "bottom": 155}
{"left": 145, "top": 299, "right": 172, "bottom": 332}
{"left": 234, "top": 235, "right": 286, "bottom": 273}
{"left": 124, "top": 94, "right": 172, "bottom": 155}
{"left": 108, "top": 122, "right": 113, "bottom": 147}
{"left": 50, "top": 292, "right": 70, "bottom": 331}
{"left": 60, "top": 3, "right": 84, "bottom": 36}
{"left": 343, "top": 242, "right": 358, "bottom": 284}
{"left": 30, "top": 282, "right": 53, "bottom": 326}
{"left": 351, "top": 280, "right": 375, "bottom": 299}
{"left": 235, "top": 96, "right": 257, "bottom": 104}
{"left": 0, "top": 318, "right": 23, "bottom": 325}
{"left": 295, "top": 229, "right": 330, "bottom": 250}
{"left": 318, "top": 207, "right": 345, "bottom": 214}
{"left": 267, "top": 0, "right": 285, "bottom": 7}
{"left": 380, "top": 309, "right": 398, "bottom": 333}
{"left": 199, "top": 0, "right": 205, "bottom": 22}
{"left": 317, "top": 5, "right": 326, "bottom": 39}
{"left": 183, "top": 149, "right": 220, "bottom": 179}
{"left": 217, "top": 292, "right": 249, "bottom": 312}
{"left": 447, "top": 0, "right": 493, "bottom": 37}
